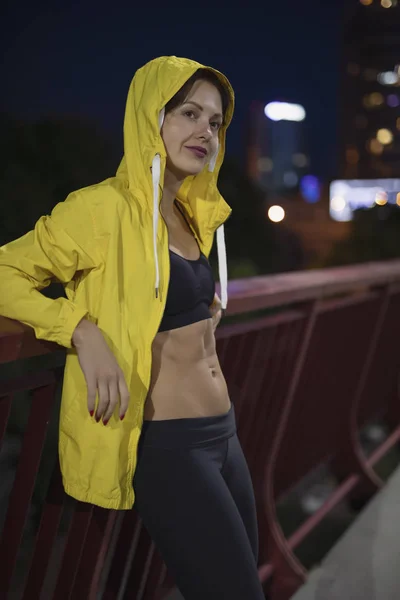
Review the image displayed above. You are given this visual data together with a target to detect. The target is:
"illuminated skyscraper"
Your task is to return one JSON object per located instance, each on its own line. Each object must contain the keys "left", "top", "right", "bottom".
{"left": 246, "top": 100, "right": 309, "bottom": 199}
{"left": 338, "top": 0, "right": 400, "bottom": 179}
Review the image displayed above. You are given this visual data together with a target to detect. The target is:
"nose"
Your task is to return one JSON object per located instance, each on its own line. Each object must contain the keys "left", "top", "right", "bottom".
{"left": 196, "top": 118, "right": 213, "bottom": 140}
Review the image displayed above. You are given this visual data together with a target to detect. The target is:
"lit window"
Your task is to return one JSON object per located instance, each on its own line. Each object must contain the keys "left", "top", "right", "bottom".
{"left": 367, "top": 139, "right": 384, "bottom": 155}
{"left": 257, "top": 157, "right": 273, "bottom": 173}
{"left": 292, "top": 153, "right": 308, "bottom": 168}
{"left": 371, "top": 92, "right": 384, "bottom": 106}
{"left": 377, "top": 128, "right": 393, "bottom": 144}
{"left": 283, "top": 172, "right": 299, "bottom": 187}
{"left": 363, "top": 92, "right": 384, "bottom": 108}
{"left": 346, "top": 147, "right": 360, "bottom": 164}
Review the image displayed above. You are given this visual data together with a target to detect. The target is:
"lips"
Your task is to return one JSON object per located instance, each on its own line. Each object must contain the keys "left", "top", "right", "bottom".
{"left": 185, "top": 146, "right": 208, "bottom": 158}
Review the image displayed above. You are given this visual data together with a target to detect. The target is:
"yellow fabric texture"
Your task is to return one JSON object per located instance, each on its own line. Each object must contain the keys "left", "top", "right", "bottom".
{"left": 0, "top": 56, "right": 234, "bottom": 509}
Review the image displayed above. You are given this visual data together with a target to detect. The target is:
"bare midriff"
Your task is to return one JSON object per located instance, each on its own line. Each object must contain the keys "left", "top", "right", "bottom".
{"left": 144, "top": 317, "right": 231, "bottom": 421}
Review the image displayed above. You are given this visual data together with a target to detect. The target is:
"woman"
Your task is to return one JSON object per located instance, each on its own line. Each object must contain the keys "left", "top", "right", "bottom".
{"left": 0, "top": 56, "right": 265, "bottom": 599}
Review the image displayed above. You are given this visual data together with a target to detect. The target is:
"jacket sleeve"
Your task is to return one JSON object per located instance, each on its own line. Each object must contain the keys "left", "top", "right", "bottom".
{"left": 0, "top": 191, "right": 103, "bottom": 348}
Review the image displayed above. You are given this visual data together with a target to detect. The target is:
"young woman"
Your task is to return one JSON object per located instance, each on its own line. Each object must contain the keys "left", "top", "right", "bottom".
{"left": 0, "top": 56, "right": 265, "bottom": 599}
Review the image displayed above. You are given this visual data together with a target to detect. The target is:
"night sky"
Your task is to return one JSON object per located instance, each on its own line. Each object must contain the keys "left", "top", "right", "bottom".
{"left": 2, "top": 0, "right": 347, "bottom": 179}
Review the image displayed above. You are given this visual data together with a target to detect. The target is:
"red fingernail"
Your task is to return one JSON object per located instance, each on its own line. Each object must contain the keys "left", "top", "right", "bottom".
{"left": 120, "top": 414, "right": 125, "bottom": 421}
{"left": 89, "top": 410, "right": 94, "bottom": 417}
{"left": 103, "top": 419, "right": 109, "bottom": 426}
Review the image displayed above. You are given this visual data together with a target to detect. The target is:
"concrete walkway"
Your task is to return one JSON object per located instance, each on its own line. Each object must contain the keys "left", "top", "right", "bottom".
{"left": 165, "top": 465, "right": 400, "bottom": 600}
{"left": 291, "top": 465, "right": 400, "bottom": 600}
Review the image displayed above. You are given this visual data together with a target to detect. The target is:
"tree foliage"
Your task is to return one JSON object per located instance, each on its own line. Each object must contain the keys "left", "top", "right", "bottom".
{"left": 324, "top": 204, "right": 400, "bottom": 267}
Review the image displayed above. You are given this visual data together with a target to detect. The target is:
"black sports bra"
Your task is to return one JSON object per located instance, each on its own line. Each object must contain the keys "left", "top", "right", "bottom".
{"left": 158, "top": 248, "right": 215, "bottom": 332}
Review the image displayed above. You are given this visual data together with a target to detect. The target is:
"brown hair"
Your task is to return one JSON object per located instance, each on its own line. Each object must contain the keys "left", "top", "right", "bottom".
{"left": 165, "top": 68, "right": 230, "bottom": 123}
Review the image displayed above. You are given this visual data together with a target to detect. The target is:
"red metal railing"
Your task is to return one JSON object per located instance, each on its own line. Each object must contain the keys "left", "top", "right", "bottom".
{"left": 1, "top": 259, "right": 400, "bottom": 599}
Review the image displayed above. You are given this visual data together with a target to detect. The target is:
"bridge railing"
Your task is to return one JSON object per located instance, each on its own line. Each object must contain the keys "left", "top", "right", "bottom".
{"left": 1, "top": 259, "right": 400, "bottom": 599}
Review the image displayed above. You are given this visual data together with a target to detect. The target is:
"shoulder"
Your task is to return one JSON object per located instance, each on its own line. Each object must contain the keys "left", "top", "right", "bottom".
{"left": 59, "top": 177, "right": 139, "bottom": 238}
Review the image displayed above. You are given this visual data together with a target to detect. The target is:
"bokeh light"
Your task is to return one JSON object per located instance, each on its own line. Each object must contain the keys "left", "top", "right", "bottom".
{"left": 264, "top": 102, "right": 306, "bottom": 122}
{"left": 377, "top": 71, "right": 398, "bottom": 85}
{"left": 292, "top": 153, "right": 308, "bottom": 168}
{"left": 268, "top": 205, "right": 285, "bottom": 223}
{"left": 331, "top": 196, "right": 346, "bottom": 212}
{"left": 387, "top": 94, "right": 400, "bottom": 107}
{"left": 300, "top": 175, "right": 321, "bottom": 203}
{"left": 375, "top": 191, "right": 388, "bottom": 206}
{"left": 346, "top": 147, "right": 360, "bottom": 164}
{"left": 257, "top": 157, "right": 274, "bottom": 173}
{"left": 368, "top": 139, "right": 384, "bottom": 155}
{"left": 363, "top": 92, "right": 385, "bottom": 108}
{"left": 377, "top": 128, "right": 393, "bottom": 145}
{"left": 283, "top": 171, "right": 299, "bottom": 187}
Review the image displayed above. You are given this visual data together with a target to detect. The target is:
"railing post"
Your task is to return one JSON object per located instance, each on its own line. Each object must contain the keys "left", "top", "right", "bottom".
{"left": 0, "top": 381, "right": 56, "bottom": 598}
{"left": 0, "top": 393, "right": 12, "bottom": 450}
{"left": 22, "top": 462, "right": 65, "bottom": 599}
{"left": 331, "top": 285, "right": 392, "bottom": 506}
{"left": 262, "top": 300, "right": 318, "bottom": 600}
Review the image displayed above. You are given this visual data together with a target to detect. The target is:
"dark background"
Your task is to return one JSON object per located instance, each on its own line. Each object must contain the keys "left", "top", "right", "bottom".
{"left": 2, "top": 0, "right": 345, "bottom": 177}
{"left": 2, "top": 0, "right": 400, "bottom": 276}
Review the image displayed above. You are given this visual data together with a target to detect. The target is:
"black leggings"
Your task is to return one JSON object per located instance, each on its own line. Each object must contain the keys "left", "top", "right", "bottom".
{"left": 133, "top": 403, "right": 265, "bottom": 600}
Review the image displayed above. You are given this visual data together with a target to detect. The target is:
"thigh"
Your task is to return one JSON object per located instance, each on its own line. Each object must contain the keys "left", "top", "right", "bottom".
{"left": 221, "top": 434, "right": 260, "bottom": 563}
{"left": 133, "top": 443, "right": 265, "bottom": 600}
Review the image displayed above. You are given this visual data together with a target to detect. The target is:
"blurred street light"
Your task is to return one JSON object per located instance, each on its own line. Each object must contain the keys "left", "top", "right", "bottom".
{"left": 375, "top": 191, "right": 388, "bottom": 205}
{"left": 268, "top": 205, "right": 285, "bottom": 223}
{"left": 377, "top": 71, "right": 399, "bottom": 85}
{"left": 264, "top": 102, "right": 306, "bottom": 122}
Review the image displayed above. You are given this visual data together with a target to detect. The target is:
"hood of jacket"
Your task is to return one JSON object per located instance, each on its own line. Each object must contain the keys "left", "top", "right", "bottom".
{"left": 115, "top": 55, "right": 235, "bottom": 307}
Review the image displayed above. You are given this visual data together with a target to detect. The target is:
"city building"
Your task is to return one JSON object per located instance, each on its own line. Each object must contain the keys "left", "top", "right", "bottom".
{"left": 338, "top": 0, "right": 400, "bottom": 180}
{"left": 246, "top": 100, "right": 309, "bottom": 201}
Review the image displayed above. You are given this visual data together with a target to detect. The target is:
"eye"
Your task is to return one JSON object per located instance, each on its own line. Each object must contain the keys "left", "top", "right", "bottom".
{"left": 184, "top": 110, "right": 197, "bottom": 119}
{"left": 210, "top": 121, "right": 222, "bottom": 130}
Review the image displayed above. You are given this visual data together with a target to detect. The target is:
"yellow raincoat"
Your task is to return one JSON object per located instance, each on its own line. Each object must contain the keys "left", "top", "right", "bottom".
{"left": 0, "top": 56, "right": 234, "bottom": 509}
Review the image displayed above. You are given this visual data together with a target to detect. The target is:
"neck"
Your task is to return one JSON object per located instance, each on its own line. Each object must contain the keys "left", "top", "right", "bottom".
{"left": 161, "top": 167, "right": 184, "bottom": 218}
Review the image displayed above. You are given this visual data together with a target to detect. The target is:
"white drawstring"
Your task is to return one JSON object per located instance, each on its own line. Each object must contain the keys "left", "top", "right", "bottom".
{"left": 209, "top": 140, "right": 228, "bottom": 309}
{"left": 152, "top": 153, "right": 161, "bottom": 298}
{"left": 216, "top": 225, "right": 228, "bottom": 309}
{"left": 151, "top": 109, "right": 165, "bottom": 299}
{"left": 208, "top": 140, "right": 219, "bottom": 172}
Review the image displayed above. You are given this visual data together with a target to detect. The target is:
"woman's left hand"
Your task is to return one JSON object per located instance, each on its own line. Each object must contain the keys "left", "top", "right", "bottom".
{"left": 210, "top": 293, "right": 223, "bottom": 332}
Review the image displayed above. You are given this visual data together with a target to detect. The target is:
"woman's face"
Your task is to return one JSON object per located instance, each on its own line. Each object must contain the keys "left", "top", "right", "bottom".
{"left": 161, "top": 80, "right": 223, "bottom": 180}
